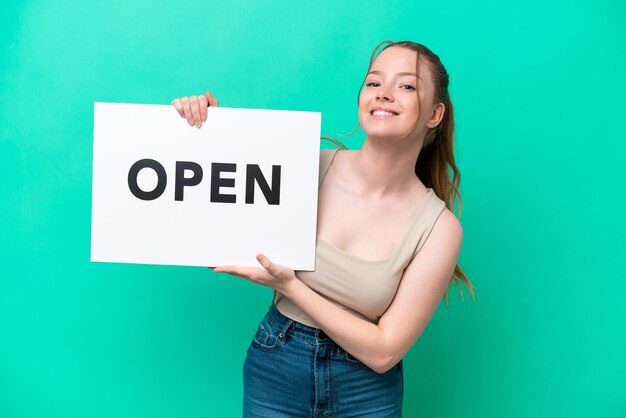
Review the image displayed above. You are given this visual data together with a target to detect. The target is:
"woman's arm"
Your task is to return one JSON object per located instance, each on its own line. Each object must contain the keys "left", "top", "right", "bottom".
{"left": 282, "top": 209, "right": 463, "bottom": 373}
{"left": 216, "top": 209, "right": 463, "bottom": 374}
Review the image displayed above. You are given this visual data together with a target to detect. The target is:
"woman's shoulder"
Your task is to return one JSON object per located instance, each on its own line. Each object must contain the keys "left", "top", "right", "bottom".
{"left": 320, "top": 149, "right": 355, "bottom": 175}
{"left": 432, "top": 207, "right": 463, "bottom": 245}
{"left": 320, "top": 148, "right": 357, "bottom": 159}
{"left": 320, "top": 148, "right": 357, "bottom": 169}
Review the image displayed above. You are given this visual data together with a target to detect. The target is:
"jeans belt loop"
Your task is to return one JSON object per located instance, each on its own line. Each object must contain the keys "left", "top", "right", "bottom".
{"left": 278, "top": 318, "right": 293, "bottom": 342}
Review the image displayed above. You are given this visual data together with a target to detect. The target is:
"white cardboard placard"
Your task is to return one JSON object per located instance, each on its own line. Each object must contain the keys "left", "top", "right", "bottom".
{"left": 91, "top": 102, "right": 321, "bottom": 270}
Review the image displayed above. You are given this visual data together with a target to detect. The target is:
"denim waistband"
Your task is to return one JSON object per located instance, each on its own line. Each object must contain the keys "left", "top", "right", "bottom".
{"left": 266, "top": 302, "right": 336, "bottom": 345}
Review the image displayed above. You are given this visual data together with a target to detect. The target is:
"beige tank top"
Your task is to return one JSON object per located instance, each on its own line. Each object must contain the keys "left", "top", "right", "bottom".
{"left": 273, "top": 149, "right": 447, "bottom": 328}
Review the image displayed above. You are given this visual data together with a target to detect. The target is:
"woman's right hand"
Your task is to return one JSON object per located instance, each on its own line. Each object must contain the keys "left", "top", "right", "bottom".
{"left": 171, "top": 90, "right": 219, "bottom": 128}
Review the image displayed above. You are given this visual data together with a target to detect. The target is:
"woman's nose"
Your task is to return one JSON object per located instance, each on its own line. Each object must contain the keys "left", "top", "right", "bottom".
{"left": 376, "top": 86, "right": 393, "bottom": 101}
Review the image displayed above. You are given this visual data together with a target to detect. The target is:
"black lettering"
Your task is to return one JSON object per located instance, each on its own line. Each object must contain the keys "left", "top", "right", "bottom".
{"left": 175, "top": 161, "right": 203, "bottom": 201}
{"left": 245, "top": 164, "right": 281, "bottom": 205}
{"left": 210, "top": 163, "right": 237, "bottom": 203}
{"left": 128, "top": 159, "right": 167, "bottom": 200}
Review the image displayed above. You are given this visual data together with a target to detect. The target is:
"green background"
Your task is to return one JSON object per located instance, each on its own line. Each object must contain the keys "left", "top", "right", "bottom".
{"left": 1, "top": 1, "right": 625, "bottom": 417}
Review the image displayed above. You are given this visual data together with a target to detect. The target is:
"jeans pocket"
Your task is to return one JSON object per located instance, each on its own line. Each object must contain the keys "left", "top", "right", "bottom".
{"left": 341, "top": 347, "right": 361, "bottom": 364}
{"left": 333, "top": 344, "right": 361, "bottom": 363}
{"left": 345, "top": 352, "right": 362, "bottom": 363}
{"left": 251, "top": 322, "right": 280, "bottom": 352}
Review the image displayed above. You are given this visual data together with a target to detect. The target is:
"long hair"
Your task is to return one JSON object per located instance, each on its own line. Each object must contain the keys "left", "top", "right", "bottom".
{"left": 327, "top": 40, "right": 475, "bottom": 304}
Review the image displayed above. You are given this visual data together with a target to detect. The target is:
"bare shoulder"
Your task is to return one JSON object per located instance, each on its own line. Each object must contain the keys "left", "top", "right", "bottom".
{"left": 401, "top": 207, "right": 463, "bottom": 288}
{"left": 436, "top": 208, "right": 463, "bottom": 237}
{"left": 325, "top": 149, "right": 357, "bottom": 180}
{"left": 332, "top": 149, "right": 358, "bottom": 166}
{"left": 425, "top": 207, "right": 464, "bottom": 253}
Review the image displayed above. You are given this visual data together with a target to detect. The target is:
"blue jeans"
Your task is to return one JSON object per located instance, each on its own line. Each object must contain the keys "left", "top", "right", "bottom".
{"left": 243, "top": 303, "right": 404, "bottom": 417}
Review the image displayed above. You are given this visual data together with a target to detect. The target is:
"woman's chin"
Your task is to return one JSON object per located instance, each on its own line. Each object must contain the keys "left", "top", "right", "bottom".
{"left": 363, "top": 129, "right": 403, "bottom": 141}
{"left": 363, "top": 131, "right": 420, "bottom": 148}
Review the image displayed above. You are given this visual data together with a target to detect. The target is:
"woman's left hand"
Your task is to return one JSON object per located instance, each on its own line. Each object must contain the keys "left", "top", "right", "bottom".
{"left": 213, "top": 254, "right": 297, "bottom": 293}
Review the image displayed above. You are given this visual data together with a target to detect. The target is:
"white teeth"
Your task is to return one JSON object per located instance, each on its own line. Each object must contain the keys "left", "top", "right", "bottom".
{"left": 372, "top": 110, "right": 395, "bottom": 116}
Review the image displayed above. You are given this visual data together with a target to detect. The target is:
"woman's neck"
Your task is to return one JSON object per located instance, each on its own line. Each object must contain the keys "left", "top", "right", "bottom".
{"left": 349, "top": 137, "right": 424, "bottom": 196}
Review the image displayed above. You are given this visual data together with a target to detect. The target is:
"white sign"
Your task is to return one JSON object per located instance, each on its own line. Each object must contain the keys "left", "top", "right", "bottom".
{"left": 91, "top": 102, "right": 321, "bottom": 270}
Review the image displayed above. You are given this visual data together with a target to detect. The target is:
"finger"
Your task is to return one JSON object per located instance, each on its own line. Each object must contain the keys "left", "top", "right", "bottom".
{"left": 224, "top": 271, "right": 249, "bottom": 279}
{"left": 198, "top": 95, "right": 208, "bottom": 122}
{"left": 214, "top": 265, "right": 254, "bottom": 277}
{"left": 256, "top": 254, "right": 288, "bottom": 279}
{"left": 256, "top": 254, "right": 272, "bottom": 270}
{"left": 171, "top": 98, "right": 185, "bottom": 117}
{"left": 214, "top": 266, "right": 240, "bottom": 277}
{"left": 190, "top": 95, "right": 202, "bottom": 128}
{"left": 206, "top": 90, "right": 219, "bottom": 107}
{"left": 180, "top": 97, "right": 194, "bottom": 126}
{"left": 217, "top": 265, "right": 273, "bottom": 284}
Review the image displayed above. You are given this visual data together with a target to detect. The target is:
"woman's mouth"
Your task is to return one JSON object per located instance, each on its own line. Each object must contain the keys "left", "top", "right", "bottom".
{"left": 370, "top": 109, "right": 399, "bottom": 117}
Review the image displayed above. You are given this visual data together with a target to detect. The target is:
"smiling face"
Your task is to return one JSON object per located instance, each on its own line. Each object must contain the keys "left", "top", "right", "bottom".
{"left": 358, "top": 46, "right": 443, "bottom": 144}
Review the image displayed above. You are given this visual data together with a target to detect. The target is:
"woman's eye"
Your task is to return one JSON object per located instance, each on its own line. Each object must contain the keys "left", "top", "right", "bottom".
{"left": 366, "top": 82, "right": 380, "bottom": 87}
{"left": 400, "top": 84, "right": 416, "bottom": 91}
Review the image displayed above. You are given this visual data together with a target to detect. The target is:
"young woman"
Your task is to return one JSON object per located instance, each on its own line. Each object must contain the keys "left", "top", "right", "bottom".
{"left": 172, "top": 40, "right": 474, "bottom": 417}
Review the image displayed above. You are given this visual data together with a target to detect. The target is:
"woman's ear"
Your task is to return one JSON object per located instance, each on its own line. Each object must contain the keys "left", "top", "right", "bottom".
{"left": 426, "top": 102, "right": 445, "bottom": 129}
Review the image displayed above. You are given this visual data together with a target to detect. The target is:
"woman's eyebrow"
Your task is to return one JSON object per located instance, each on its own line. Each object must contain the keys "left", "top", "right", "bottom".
{"left": 367, "top": 70, "right": 422, "bottom": 80}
